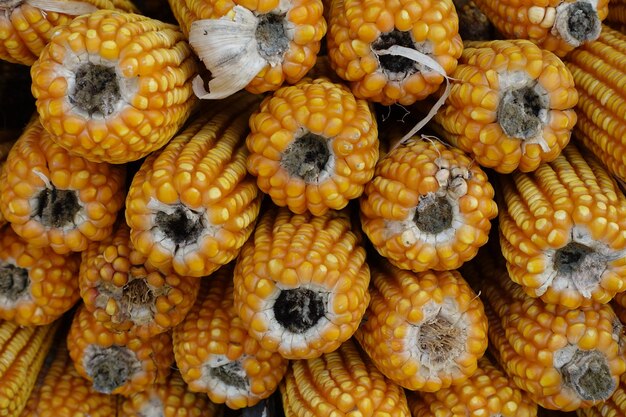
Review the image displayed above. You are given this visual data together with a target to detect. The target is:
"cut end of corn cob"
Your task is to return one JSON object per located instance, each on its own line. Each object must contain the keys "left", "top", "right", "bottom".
{"left": 497, "top": 77, "right": 549, "bottom": 141}
{"left": 555, "top": 346, "right": 615, "bottom": 401}
{"left": 0, "top": 262, "right": 28, "bottom": 302}
{"left": 554, "top": 1, "right": 602, "bottom": 48}
{"left": 280, "top": 132, "right": 331, "bottom": 184}
{"left": 69, "top": 63, "right": 124, "bottom": 118}
{"left": 83, "top": 344, "right": 140, "bottom": 394}
{"left": 32, "top": 186, "right": 81, "bottom": 229}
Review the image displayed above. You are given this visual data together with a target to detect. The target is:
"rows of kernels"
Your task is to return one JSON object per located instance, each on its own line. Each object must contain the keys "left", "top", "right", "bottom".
{"left": 173, "top": 265, "right": 288, "bottom": 409}
{"left": 326, "top": 0, "right": 463, "bottom": 105}
{"left": 356, "top": 260, "right": 488, "bottom": 391}
{"left": 0, "top": 319, "right": 57, "bottom": 417}
{"left": 233, "top": 206, "right": 370, "bottom": 359}
{"left": 0, "top": 0, "right": 138, "bottom": 66}
{"left": 406, "top": 356, "right": 537, "bottom": 417}
{"left": 566, "top": 26, "right": 626, "bottom": 183}
{"left": 30, "top": 10, "right": 198, "bottom": 164}
{"left": 281, "top": 339, "right": 411, "bottom": 417}
{"left": 0, "top": 118, "right": 126, "bottom": 254}
{"left": 0, "top": 226, "right": 80, "bottom": 326}
{"left": 498, "top": 143, "right": 626, "bottom": 308}
{"left": 246, "top": 78, "right": 378, "bottom": 215}
{"left": 20, "top": 338, "right": 118, "bottom": 417}
{"left": 472, "top": 0, "right": 609, "bottom": 57}
{"left": 79, "top": 221, "right": 201, "bottom": 340}
{"left": 169, "top": 0, "right": 325, "bottom": 94}
{"left": 67, "top": 304, "right": 174, "bottom": 397}
{"left": 126, "top": 93, "right": 262, "bottom": 277}
{"left": 433, "top": 39, "right": 578, "bottom": 173}
{"left": 118, "top": 371, "right": 223, "bottom": 417}
{"left": 466, "top": 256, "right": 626, "bottom": 411}
{"left": 360, "top": 138, "right": 497, "bottom": 272}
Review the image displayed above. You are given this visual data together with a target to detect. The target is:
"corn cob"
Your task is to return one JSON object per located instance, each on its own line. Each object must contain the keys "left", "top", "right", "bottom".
{"left": 79, "top": 221, "right": 201, "bottom": 340}
{"left": 246, "top": 77, "right": 379, "bottom": 216}
{"left": 125, "top": 93, "right": 262, "bottom": 278}
{"left": 281, "top": 338, "right": 411, "bottom": 417}
{"left": 67, "top": 303, "right": 174, "bottom": 396}
{"left": 473, "top": 0, "right": 609, "bottom": 57}
{"left": 326, "top": 0, "right": 463, "bottom": 106}
{"left": 20, "top": 334, "right": 118, "bottom": 417}
{"left": 360, "top": 136, "right": 498, "bottom": 272}
{"left": 406, "top": 355, "right": 537, "bottom": 417}
{"left": 233, "top": 205, "right": 370, "bottom": 360}
{"left": 118, "top": 370, "right": 223, "bottom": 417}
{"left": 499, "top": 143, "right": 626, "bottom": 308}
{"left": 464, "top": 252, "right": 626, "bottom": 411}
{"left": 0, "top": 319, "right": 58, "bottom": 417}
{"left": 173, "top": 265, "right": 288, "bottom": 409}
{"left": 0, "top": 0, "right": 138, "bottom": 66}
{"left": 356, "top": 258, "right": 488, "bottom": 392}
{"left": 606, "top": 0, "right": 626, "bottom": 32}
{"left": 0, "top": 117, "right": 126, "bottom": 254}
{"left": 30, "top": 10, "right": 199, "bottom": 164}
{"left": 565, "top": 26, "right": 626, "bottom": 183}
{"left": 577, "top": 372, "right": 626, "bottom": 417}
{"left": 613, "top": 292, "right": 626, "bottom": 324}
{"left": 429, "top": 39, "right": 578, "bottom": 174}
{"left": 0, "top": 225, "right": 80, "bottom": 326}
{"left": 168, "top": 0, "right": 326, "bottom": 99}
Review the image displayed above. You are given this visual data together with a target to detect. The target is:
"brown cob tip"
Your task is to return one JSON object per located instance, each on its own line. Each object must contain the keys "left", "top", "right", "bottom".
{"left": 0, "top": 262, "right": 29, "bottom": 302}
{"left": 281, "top": 132, "right": 332, "bottom": 184}
{"left": 153, "top": 204, "right": 206, "bottom": 253}
{"left": 202, "top": 356, "right": 249, "bottom": 393}
{"left": 0, "top": 0, "right": 22, "bottom": 10}
{"left": 371, "top": 30, "right": 433, "bottom": 82}
{"left": 553, "top": 1, "right": 601, "bottom": 47}
{"left": 555, "top": 346, "right": 615, "bottom": 401}
{"left": 397, "top": 153, "right": 470, "bottom": 246}
{"left": 273, "top": 287, "right": 327, "bottom": 333}
{"left": 70, "top": 63, "right": 121, "bottom": 118}
{"left": 409, "top": 300, "right": 469, "bottom": 372}
{"left": 33, "top": 185, "right": 81, "bottom": 229}
{"left": 497, "top": 75, "right": 549, "bottom": 143}
{"left": 541, "top": 227, "right": 623, "bottom": 299}
{"left": 84, "top": 345, "right": 141, "bottom": 394}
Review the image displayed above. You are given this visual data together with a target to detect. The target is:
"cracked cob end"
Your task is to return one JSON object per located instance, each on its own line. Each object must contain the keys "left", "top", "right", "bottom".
{"left": 553, "top": 1, "right": 602, "bottom": 48}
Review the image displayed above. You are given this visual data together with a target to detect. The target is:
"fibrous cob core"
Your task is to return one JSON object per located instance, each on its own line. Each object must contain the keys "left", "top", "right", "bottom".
{"left": 205, "top": 359, "right": 250, "bottom": 391}
{"left": 274, "top": 288, "right": 327, "bottom": 333}
{"left": 556, "top": 347, "right": 615, "bottom": 401}
{"left": 371, "top": 30, "right": 432, "bottom": 81}
{"left": 497, "top": 83, "right": 549, "bottom": 140}
{"left": 554, "top": 1, "right": 601, "bottom": 47}
{"left": 34, "top": 186, "right": 81, "bottom": 229}
{"left": 0, "top": 0, "right": 22, "bottom": 10}
{"left": 413, "top": 195, "right": 453, "bottom": 234}
{"left": 121, "top": 279, "right": 156, "bottom": 323}
{"left": 153, "top": 204, "right": 206, "bottom": 248}
{"left": 84, "top": 345, "right": 141, "bottom": 394}
{"left": 0, "top": 262, "right": 29, "bottom": 302}
{"left": 280, "top": 133, "right": 331, "bottom": 184}
{"left": 255, "top": 13, "right": 289, "bottom": 62}
{"left": 69, "top": 63, "right": 121, "bottom": 118}
{"left": 410, "top": 299, "right": 468, "bottom": 372}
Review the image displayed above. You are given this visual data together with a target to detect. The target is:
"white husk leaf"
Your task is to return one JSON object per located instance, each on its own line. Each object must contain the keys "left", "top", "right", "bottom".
{"left": 26, "top": 0, "right": 98, "bottom": 15}
{"left": 189, "top": 5, "right": 267, "bottom": 99}
{"left": 376, "top": 45, "right": 452, "bottom": 151}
